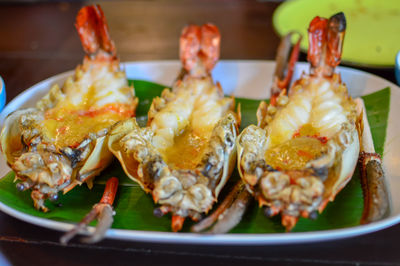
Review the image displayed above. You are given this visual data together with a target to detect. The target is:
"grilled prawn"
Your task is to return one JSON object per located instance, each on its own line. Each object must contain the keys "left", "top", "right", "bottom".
{"left": 0, "top": 5, "right": 137, "bottom": 211}
{"left": 237, "top": 12, "right": 361, "bottom": 231}
{"left": 109, "top": 24, "right": 240, "bottom": 232}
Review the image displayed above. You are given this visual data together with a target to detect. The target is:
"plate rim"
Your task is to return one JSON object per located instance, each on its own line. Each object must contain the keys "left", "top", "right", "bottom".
{"left": 0, "top": 198, "right": 400, "bottom": 245}
{"left": 0, "top": 59, "right": 399, "bottom": 245}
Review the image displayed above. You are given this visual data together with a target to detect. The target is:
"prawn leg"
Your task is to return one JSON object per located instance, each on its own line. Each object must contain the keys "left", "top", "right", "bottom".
{"left": 60, "top": 177, "right": 119, "bottom": 244}
{"left": 355, "top": 98, "right": 390, "bottom": 224}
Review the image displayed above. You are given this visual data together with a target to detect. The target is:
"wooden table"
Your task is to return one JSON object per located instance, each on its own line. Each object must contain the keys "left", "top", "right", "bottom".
{"left": 0, "top": 1, "right": 398, "bottom": 265}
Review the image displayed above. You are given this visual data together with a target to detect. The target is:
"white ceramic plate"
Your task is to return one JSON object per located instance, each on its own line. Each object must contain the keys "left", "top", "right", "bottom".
{"left": 0, "top": 60, "right": 399, "bottom": 245}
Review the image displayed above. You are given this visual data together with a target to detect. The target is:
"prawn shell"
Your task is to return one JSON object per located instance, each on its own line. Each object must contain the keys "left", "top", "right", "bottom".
{"left": 236, "top": 81, "right": 361, "bottom": 230}
{"left": 108, "top": 113, "right": 239, "bottom": 214}
{"left": 108, "top": 118, "right": 154, "bottom": 193}
{"left": 0, "top": 103, "right": 115, "bottom": 192}
{"left": 1, "top": 108, "right": 37, "bottom": 166}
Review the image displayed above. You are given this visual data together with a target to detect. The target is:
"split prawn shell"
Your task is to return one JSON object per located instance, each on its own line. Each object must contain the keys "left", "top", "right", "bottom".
{"left": 236, "top": 75, "right": 361, "bottom": 223}
{"left": 108, "top": 118, "right": 155, "bottom": 193}
{"left": 1, "top": 108, "right": 36, "bottom": 166}
{"left": 0, "top": 65, "right": 136, "bottom": 194}
{"left": 108, "top": 112, "right": 240, "bottom": 215}
{"left": 0, "top": 108, "right": 112, "bottom": 189}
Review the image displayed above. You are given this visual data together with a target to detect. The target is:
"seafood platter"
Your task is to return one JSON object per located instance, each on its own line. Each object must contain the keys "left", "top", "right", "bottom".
{"left": 0, "top": 5, "right": 398, "bottom": 244}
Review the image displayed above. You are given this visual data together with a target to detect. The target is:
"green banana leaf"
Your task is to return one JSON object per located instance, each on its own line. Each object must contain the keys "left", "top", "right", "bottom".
{"left": 0, "top": 81, "right": 391, "bottom": 233}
